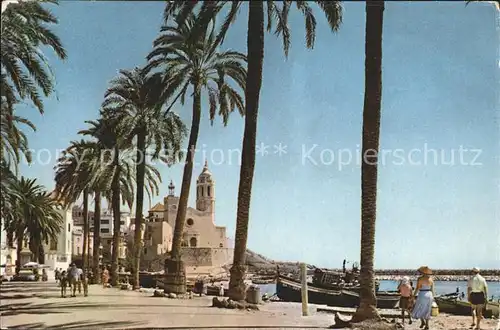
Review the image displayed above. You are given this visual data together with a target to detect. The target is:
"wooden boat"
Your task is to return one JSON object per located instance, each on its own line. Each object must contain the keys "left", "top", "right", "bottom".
{"left": 277, "top": 275, "right": 343, "bottom": 306}
{"left": 277, "top": 275, "right": 400, "bottom": 308}
{"left": 435, "top": 294, "right": 499, "bottom": 318}
{"left": 339, "top": 289, "right": 400, "bottom": 309}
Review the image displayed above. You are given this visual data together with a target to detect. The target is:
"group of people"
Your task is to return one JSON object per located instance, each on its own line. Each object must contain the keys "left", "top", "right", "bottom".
{"left": 55, "top": 264, "right": 111, "bottom": 298}
{"left": 55, "top": 263, "right": 90, "bottom": 298}
{"left": 397, "top": 266, "right": 489, "bottom": 330}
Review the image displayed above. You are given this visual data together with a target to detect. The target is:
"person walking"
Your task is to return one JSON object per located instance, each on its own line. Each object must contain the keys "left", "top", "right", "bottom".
{"left": 101, "top": 266, "right": 109, "bottom": 288}
{"left": 55, "top": 268, "right": 61, "bottom": 284}
{"left": 60, "top": 270, "right": 68, "bottom": 297}
{"left": 81, "top": 269, "right": 89, "bottom": 297}
{"left": 397, "top": 276, "right": 413, "bottom": 325}
{"left": 412, "top": 266, "right": 435, "bottom": 330}
{"left": 69, "top": 263, "right": 82, "bottom": 297}
{"left": 468, "top": 267, "right": 488, "bottom": 330}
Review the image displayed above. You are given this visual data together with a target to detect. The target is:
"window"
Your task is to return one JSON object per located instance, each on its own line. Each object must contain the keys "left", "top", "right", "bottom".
{"left": 101, "top": 228, "right": 110, "bottom": 233}
{"left": 50, "top": 239, "right": 58, "bottom": 251}
{"left": 120, "top": 221, "right": 125, "bottom": 225}
{"left": 207, "top": 186, "right": 211, "bottom": 197}
{"left": 68, "top": 223, "right": 71, "bottom": 232}
{"left": 186, "top": 218, "right": 194, "bottom": 226}
{"left": 189, "top": 237, "right": 197, "bottom": 247}
{"left": 143, "top": 248, "right": 147, "bottom": 255}
{"left": 219, "top": 243, "right": 223, "bottom": 248}
{"left": 107, "top": 239, "right": 111, "bottom": 244}
{"left": 101, "top": 219, "right": 109, "bottom": 224}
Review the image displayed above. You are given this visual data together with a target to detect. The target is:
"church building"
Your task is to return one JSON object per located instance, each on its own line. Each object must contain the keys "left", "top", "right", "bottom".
{"left": 144, "top": 161, "right": 233, "bottom": 272}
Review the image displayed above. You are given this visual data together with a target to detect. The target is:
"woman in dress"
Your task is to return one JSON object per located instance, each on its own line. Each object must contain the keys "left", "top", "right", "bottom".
{"left": 101, "top": 266, "right": 109, "bottom": 288}
{"left": 412, "top": 266, "right": 435, "bottom": 329}
{"left": 397, "top": 276, "right": 413, "bottom": 325}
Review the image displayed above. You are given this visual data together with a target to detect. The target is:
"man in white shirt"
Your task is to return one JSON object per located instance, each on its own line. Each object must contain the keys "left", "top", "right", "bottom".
{"left": 69, "top": 264, "right": 83, "bottom": 297}
{"left": 467, "top": 267, "right": 488, "bottom": 330}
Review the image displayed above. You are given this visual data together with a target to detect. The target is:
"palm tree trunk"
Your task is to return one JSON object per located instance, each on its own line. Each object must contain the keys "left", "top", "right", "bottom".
{"left": 133, "top": 128, "right": 147, "bottom": 289}
{"left": 15, "top": 234, "right": 22, "bottom": 274}
{"left": 92, "top": 191, "right": 101, "bottom": 284}
{"left": 38, "top": 241, "right": 44, "bottom": 264}
{"left": 351, "top": 0, "right": 384, "bottom": 323}
{"left": 228, "top": 1, "right": 265, "bottom": 302}
{"left": 164, "top": 84, "right": 202, "bottom": 294}
{"left": 111, "top": 145, "right": 121, "bottom": 286}
{"left": 82, "top": 190, "right": 89, "bottom": 269}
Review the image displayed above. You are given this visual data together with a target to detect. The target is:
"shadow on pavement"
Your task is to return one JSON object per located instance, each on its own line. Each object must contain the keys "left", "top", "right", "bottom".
{"left": 0, "top": 302, "right": 212, "bottom": 317}
{"left": 5, "top": 320, "right": 140, "bottom": 329}
{"left": 0, "top": 294, "right": 36, "bottom": 300}
{"left": 125, "top": 327, "right": 326, "bottom": 329}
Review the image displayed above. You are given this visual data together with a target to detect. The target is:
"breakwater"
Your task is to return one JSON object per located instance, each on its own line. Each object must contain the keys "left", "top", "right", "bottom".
{"left": 374, "top": 269, "right": 500, "bottom": 276}
{"left": 375, "top": 275, "right": 500, "bottom": 282}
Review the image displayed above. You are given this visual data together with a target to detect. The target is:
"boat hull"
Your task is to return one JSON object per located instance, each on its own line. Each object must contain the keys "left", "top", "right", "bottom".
{"left": 436, "top": 297, "right": 497, "bottom": 318}
{"left": 276, "top": 276, "right": 399, "bottom": 309}
{"left": 277, "top": 277, "right": 344, "bottom": 306}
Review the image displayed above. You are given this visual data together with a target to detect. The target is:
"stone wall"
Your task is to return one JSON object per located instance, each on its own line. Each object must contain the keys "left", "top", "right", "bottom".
{"left": 181, "top": 247, "right": 234, "bottom": 267}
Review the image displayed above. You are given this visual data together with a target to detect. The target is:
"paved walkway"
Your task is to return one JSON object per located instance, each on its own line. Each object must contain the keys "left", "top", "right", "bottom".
{"left": 0, "top": 281, "right": 335, "bottom": 329}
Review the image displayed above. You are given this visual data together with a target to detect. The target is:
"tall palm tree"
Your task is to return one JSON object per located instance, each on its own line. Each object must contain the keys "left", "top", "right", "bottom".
{"left": 351, "top": 0, "right": 385, "bottom": 322}
{"left": 1, "top": 0, "right": 66, "bottom": 113}
{"left": 5, "top": 177, "right": 63, "bottom": 272}
{"left": 164, "top": 1, "right": 343, "bottom": 300}
{"left": 146, "top": 12, "right": 246, "bottom": 294}
{"left": 54, "top": 140, "right": 98, "bottom": 269}
{"left": 78, "top": 119, "right": 114, "bottom": 283}
{"left": 101, "top": 68, "right": 186, "bottom": 289}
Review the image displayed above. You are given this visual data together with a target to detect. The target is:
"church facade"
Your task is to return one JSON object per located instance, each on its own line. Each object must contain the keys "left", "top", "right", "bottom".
{"left": 144, "top": 162, "right": 233, "bottom": 272}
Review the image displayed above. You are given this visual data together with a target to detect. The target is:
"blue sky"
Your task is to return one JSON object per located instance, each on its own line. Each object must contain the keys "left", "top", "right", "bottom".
{"left": 17, "top": 1, "right": 499, "bottom": 269}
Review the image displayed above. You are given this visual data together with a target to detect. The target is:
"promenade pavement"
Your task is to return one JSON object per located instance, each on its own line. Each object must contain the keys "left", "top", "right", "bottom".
{"left": 0, "top": 281, "right": 334, "bottom": 329}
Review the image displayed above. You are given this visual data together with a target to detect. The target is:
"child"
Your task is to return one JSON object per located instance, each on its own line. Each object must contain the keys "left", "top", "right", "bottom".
{"left": 397, "top": 276, "right": 413, "bottom": 325}
{"left": 81, "top": 269, "right": 89, "bottom": 297}
{"left": 60, "top": 270, "right": 68, "bottom": 298}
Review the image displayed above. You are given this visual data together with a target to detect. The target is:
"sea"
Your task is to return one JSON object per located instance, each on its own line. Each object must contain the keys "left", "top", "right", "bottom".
{"left": 257, "top": 280, "right": 500, "bottom": 301}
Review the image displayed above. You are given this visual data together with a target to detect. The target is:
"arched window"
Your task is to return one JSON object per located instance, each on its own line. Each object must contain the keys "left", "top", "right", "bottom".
{"left": 190, "top": 237, "right": 197, "bottom": 247}
{"left": 186, "top": 218, "right": 194, "bottom": 226}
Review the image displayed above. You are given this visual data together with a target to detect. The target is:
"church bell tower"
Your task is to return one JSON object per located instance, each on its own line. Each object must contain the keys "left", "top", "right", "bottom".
{"left": 196, "top": 160, "right": 215, "bottom": 217}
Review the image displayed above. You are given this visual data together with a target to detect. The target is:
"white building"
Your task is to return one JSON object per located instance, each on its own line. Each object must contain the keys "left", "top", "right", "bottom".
{"left": 0, "top": 227, "right": 16, "bottom": 277}
{"left": 98, "top": 209, "right": 131, "bottom": 235}
{"left": 73, "top": 206, "right": 131, "bottom": 235}
{"left": 43, "top": 203, "right": 74, "bottom": 270}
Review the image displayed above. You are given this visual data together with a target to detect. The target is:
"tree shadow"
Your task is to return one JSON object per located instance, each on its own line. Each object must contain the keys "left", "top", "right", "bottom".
{"left": 0, "top": 294, "right": 36, "bottom": 300}
{"left": 5, "top": 320, "right": 140, "bottom": 329}
{"left": 0, "top": 301, "right": 213, "bottom": 317}
{"left": 125, "top": 327, "right": 327, "bottom": 329}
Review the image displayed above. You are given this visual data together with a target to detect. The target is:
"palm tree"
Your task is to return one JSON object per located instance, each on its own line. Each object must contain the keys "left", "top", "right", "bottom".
{"left": 54, "top": 140, "right": 98, "bottom": 269}
{"left": 102, "top": 68, "right": 186, "bottom": 289}
{"left": 78, "top": 119, "right": 113, "bottom": 283}
{"left": 146, "top": 11, "right": 247, "bottom": 294}
{"left": 163, "top": 1, "right": 343, "bottom": 300}
{"left": 351, "top": 1, "right": 385, "bottom": 322}
{"left": 1, "top": 0, "right": 66, "bottom": 113}
{"left": 0, "top": 108, "right": 35, "bottom": 169}
{"left": 5, "top": 177, "right": 63, "bottom": 272}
